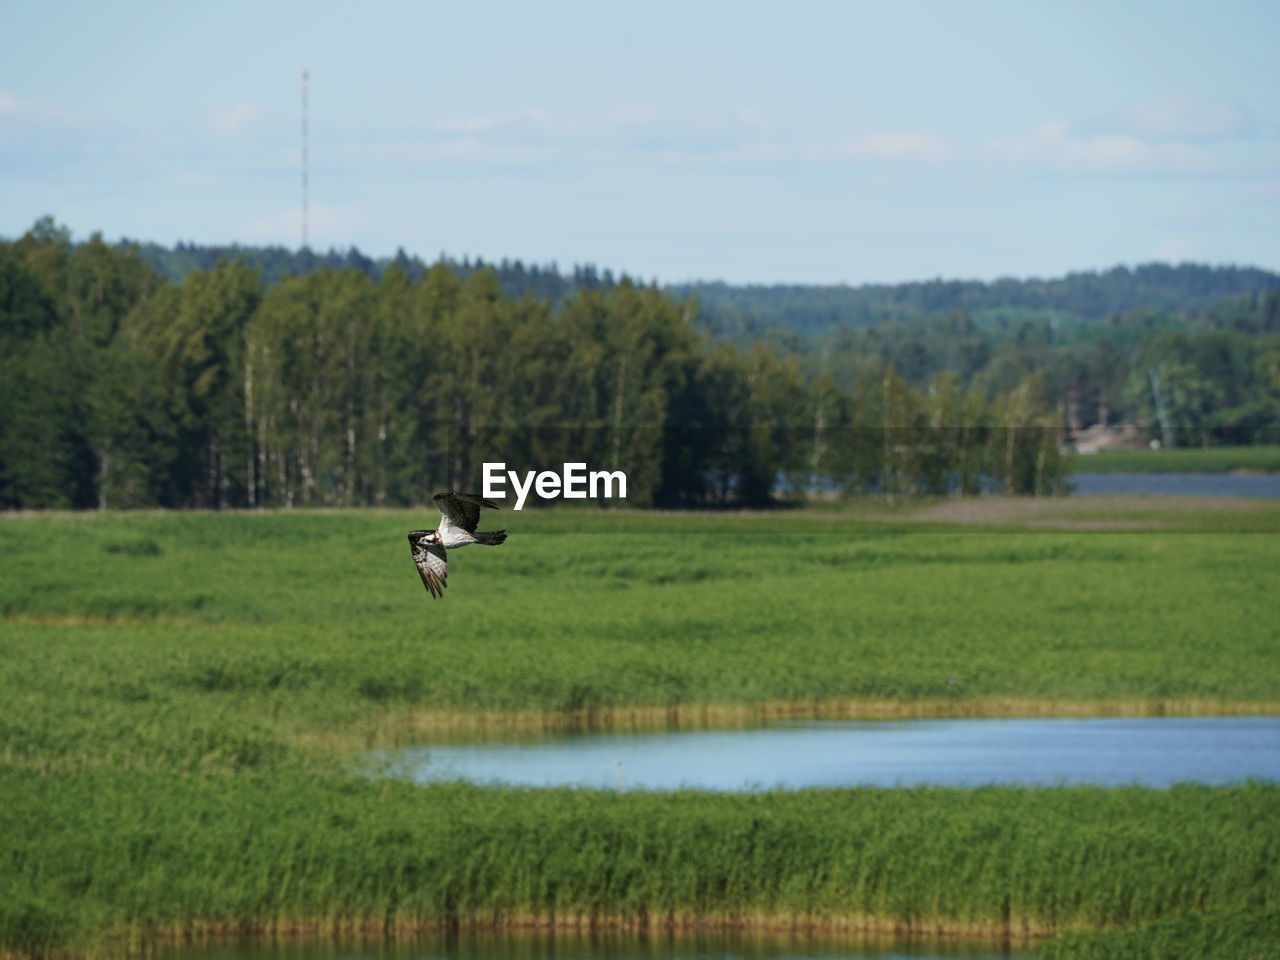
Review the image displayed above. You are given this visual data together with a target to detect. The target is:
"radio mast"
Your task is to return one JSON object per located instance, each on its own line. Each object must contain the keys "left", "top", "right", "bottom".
{"left": 301, "top": 68, "right": 309, "bottom": 250}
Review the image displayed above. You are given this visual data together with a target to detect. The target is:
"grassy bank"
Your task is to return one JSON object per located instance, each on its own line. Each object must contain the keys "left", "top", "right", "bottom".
{"left": 1070, "top": 444, "right": 1280, "bottom": 473}
{"left": 4, "top": 770, "right": 1278, "bottom": 952}
{"left": 2, "top": 503, "right": 1279, "bottom": 957}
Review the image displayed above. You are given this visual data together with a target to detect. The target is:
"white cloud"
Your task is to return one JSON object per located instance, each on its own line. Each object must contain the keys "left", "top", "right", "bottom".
{"left": 834, "top": 131, "right": 953, "bottom": 164}
{"left": 1142, "top": 234, "right": 1202, "bottom": 262}
{"left": 0, "top": 92, "right": 121, "bottom": 172}
{"left": 982, "top": 121, "right": 1210, "bottom": 174}
{"left": 433, "top": 107, "right": 551, "bottom": 135}
{"left": 0, "top": 90, "right": 94, "bottom": 129}
{"left": 208, "top": 101, "right": 269, "bottom": 139}
{"left": 1107, "top": 95, "right": 1252, "bottom": 142}
{"left": 431, "top": 105, "right": 670, "bottom": 142}
{"left": 238, "top": 98, "right": 1255, "bottom": 193}
{"left": 424, "top": 108, "right": 958, "bottom": 174}
{"left": 427, "top": 104, "right": 765, "bottom": 157}
{"left": 597, "top": 104, "right": 659, "bottom": 129}
{"left": 335, "top": 138, "right": 564, "bottom": 170}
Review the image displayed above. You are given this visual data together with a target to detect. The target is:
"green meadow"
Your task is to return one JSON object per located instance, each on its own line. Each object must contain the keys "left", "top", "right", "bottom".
{"left": 2, "top": 500, "right": 1279, "bottom": 958}
{"left": 1069, "top": 443, "right": 1280, "bottom": 473}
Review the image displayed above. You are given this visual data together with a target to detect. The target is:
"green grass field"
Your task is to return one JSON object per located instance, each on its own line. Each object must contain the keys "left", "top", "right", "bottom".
{"left": 1070, "top": 444, "right": 1280, "bottom": 473}
{"left": 2, "top": 502, "right": 1279, "bottom": 958}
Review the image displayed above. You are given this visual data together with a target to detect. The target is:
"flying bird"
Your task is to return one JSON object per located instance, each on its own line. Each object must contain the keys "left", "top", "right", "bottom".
{"left": 408, "top": 492, "right": 507, "bottom": 598}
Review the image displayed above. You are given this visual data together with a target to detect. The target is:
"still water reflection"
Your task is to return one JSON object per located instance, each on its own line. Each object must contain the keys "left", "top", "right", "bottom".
{"left": 386, "top": 716, "right": 1280, "bottom": 791}
{"left": 142, "top": 931, "right": 1021, "bottom": 960}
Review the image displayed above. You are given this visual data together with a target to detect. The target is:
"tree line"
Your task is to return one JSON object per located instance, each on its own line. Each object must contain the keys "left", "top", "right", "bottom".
{"left": 117, "top": 233, "right": 1280, "bottom": 449}
{"left": 119, "top": 235, "right": 1279, "bottom": 339}
{"left": 813, "top": 294, "right": 1280, "bottom": 447}
{"left": 673, "top": 262, "right": 1280, "bottom": 338}
{"left": 122, "top": 236, "right": 1280, "bottom": 337}
{"left": 1, "top": 219, "right": 1071, "bottom": 510}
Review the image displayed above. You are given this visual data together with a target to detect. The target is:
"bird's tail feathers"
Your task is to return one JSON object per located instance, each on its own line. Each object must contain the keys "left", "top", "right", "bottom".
{"left": 475, "top": 530, "right": 507, "bottom": 545}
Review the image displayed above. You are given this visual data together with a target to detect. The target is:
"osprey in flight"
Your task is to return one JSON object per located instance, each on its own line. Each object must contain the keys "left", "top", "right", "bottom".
{"left": 408, "top": 492, "right": 507, "bottom": 598}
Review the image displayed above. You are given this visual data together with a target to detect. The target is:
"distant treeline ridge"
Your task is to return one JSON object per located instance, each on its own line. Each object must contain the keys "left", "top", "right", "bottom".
{"left": 121, "top": 233, "right": 1280, "bottom": 337}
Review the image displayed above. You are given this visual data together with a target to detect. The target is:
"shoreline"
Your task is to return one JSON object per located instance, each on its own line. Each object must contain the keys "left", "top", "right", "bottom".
{"left": 298, "top": 696, "right": 1280, "bottom": 750}
{"left": 23, "top": 910, "right": 1073, "bottom": 960}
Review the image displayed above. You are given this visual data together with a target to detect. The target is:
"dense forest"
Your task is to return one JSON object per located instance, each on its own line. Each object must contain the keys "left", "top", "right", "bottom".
{"left": 124, "top": 235, "right": 1280, "bottom": 339}
{"left": 672, "top": 264, "right": 1280, "bottom": 338}
{"left": 3, "top": 218, "right": 1077, "bottom": 511}
{"left": 2, "top": 218, "right": 1278, "bottom": 510}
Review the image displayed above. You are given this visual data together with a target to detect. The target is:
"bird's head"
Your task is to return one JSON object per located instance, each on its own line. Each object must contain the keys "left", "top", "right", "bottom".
{"left": 408, "top": 529, "right": 440, "bottom": 546}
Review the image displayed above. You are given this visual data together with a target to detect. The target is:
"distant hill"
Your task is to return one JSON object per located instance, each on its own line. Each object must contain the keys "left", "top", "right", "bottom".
{"left": 117, "top": 238, "right": 1280, "bottom": 339}
{"left": 669, "top": 264, "right": 1280, "bottom": 338}
{"left": 118, "top": 239, "right": 604, "bottom": 309}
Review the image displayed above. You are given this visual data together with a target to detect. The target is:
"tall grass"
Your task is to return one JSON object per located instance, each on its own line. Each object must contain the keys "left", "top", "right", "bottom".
{"left": 4, "top": 768, "right": 1278, "bottom": 947}
{"left": 1038, "top": 908, "right": 1280, "bottom": 959}
{"left": 2, "top": 508, "right": 1278, "bottom": 751}
{"left": 1, "top": 506, "right": 1278, "bottom": 957}
{"left": 134, "top": 933, "right": 1027, "bottom": 960}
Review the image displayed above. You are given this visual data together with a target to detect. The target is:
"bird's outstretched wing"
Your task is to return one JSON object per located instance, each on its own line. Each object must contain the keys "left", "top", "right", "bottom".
{"left": 432, "top": 491, "right": 499, "bottom": 534}
{"left": 412, "top": 541, "right": 449, "bottom": 598}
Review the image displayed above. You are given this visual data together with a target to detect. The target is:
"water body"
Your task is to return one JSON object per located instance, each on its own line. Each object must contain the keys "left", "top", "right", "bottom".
{"left": 1071, "top": 471, "right": 1280, "bottom": 498}
{"left": 387, "top": 717, "right": 1280, "bottom": 792}
{"left": 141, "top": 932, "right": 1021, "bottom": 960}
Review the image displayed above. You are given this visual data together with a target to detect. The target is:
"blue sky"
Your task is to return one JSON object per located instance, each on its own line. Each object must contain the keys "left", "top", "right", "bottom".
{"left": 2, "top": 0, "right": 1277, "bottom": 284}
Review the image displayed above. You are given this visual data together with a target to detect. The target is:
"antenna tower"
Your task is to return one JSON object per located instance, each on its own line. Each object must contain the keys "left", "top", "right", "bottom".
{"left": 301, "top": 68, "right": 309, "bottom": 250}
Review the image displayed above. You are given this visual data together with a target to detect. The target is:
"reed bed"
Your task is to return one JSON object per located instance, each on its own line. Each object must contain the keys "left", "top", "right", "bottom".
{"left": 3, "top": 507, "right": 1279, "bottom": 742}
{"left": 4, "top": 769, "right": 1278, "bottom": 954}
{"left": 1038, "top": 908, "right": 1280, "bottom": 959}
{"left": 2, "top": 506, "right": 1279, "bottom": 958}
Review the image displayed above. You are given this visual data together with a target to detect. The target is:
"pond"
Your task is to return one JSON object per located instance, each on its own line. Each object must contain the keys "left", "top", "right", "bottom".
{"left": 382, "top": 716, "right": 1280, "bottom": 792}
{"left": 139, "top": 932, "right": 1022, "bottom": 960}
{"left": 1071, "top": 472, "right": 1280, "bottom": 498}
